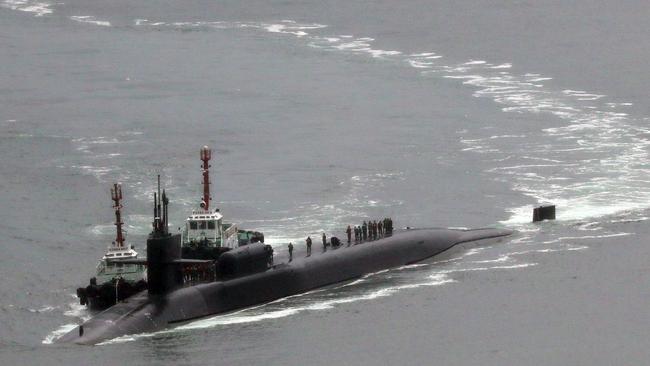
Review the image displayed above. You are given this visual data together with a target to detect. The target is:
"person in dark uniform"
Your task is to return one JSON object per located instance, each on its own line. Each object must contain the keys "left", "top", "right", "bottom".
{"left": 346, "top": 225, "right": 352, "bottom": 245}
{"left": 288, "top": 242, "right": 294, "bottom": 262}
{"left": 322, "top": 232, "right": 327, "bottom": 251}
{"left": 372, "top": 220, "right": 378, "bottom": 240}
{"left": 378, "top": 220, "right": 383, "bottom": 237}
{"left": 306, "top": 236, "right": 312, "bottom": 256}
{"left": 362, "top": 221, "right": 367, "bottom": 241}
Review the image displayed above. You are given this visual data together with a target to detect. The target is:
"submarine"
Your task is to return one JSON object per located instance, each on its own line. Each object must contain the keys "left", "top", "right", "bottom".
{"left": 57, "top": 181, "right": 512, "bottom": 345}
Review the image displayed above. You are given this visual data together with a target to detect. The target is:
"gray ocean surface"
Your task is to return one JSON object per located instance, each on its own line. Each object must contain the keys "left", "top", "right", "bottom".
{"left": 2, "top": 0, "right": 650, "bottom": 364}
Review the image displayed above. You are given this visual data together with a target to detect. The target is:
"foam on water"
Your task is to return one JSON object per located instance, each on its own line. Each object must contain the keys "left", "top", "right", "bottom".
{"left": 99, "top": 272, "right": 456, "bottom": 345}
{"left": 433, "top": 67, "right": 646, "bottom": 225}
{"left": 12, "top": 5, "right": 642, "bottom": 231}
{"left": 1, "top": 0, "right": 52, "bottom": 16}
{"left": 132, "top": 17, "right": 650, "bottom": 226}
{"left": 42, "top": 323, "right": 77, "bottom": 344}
{"left": 438, "top": 263, "right": 537, "bottom": 273}
{"left": 469, "top": 254, "right": 511, "bottom": 264}
{"left": 63, "top": 302, "right": 90, "bottom": 321}
{"left": 28, "top": 305, "right": 57, "bottom": 313}
{"left": 70, "top": 16, "right": 111, "bottom": 27}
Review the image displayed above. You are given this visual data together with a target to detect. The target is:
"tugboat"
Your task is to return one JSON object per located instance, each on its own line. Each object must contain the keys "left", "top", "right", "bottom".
{"left": 180, "top": 146, "right": 264, "bottom": 261}
{"left": 76, "top": 183, "right": 147, "bottom": 310}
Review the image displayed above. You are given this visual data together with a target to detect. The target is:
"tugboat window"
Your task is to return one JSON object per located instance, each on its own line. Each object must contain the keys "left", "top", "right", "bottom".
{"left": 199, "top": 221, "right": 207, "bottom": 229}
{"left": 190, "top": 221, "right": 198, "bottom": 230}
{"left": 208, "top": 221, "right": 216, "bottom": 229}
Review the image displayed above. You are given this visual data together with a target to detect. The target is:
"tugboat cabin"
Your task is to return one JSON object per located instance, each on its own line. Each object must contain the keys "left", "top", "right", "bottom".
{"left": 97, "top": 244, "right": 145, "bottom": 283}
{"left": 180, "top": 146, "right": 263, "bottom": 257}
{"left": 182, "top": 209, "right": 239, "bottom": 249}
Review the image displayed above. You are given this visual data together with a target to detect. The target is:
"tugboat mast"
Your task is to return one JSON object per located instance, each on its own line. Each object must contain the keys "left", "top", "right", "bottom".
{"left": 111, "top": 183, "right": 125, "bottom": 248}
{"left": 200, "top": 146, "right": 211, "bottom": 211}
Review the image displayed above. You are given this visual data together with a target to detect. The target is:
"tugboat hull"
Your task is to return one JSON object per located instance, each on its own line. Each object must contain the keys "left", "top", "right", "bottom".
{"left": 58, "top": 227, "right": 512, "bottom": 345}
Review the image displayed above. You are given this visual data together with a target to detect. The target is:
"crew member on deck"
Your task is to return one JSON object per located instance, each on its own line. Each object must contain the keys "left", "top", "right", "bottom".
{"left": 322, "top": 232, "right": 327, "bottom": 251}
{"left": 362, "top": 221, "right": 367, "bottom": 241}
{"left": 371, "top": 221, "right": 376, "bottom": 240}
{"left": 378, "top": 220, "right": 383, "bottom": 237}
{"left": 288, "top": 242, "right": 294, "bottom": 262}
{"left": 346, "top": 225, "right": 352, "bottom": 244}
{"left": 306, "top": 236, "right": 312, "bottom": 256}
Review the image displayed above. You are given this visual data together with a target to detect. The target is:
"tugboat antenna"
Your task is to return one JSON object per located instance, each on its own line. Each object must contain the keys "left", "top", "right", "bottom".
{"left": 111, "top": 183, "right": 125, "bottom": 248}
{"left": 200, "top": 146, "right": 211, "bottom": 211}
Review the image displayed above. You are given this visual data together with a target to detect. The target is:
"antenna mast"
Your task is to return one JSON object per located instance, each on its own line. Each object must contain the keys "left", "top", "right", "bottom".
{"left": 111, "top": 183, "right": 125, "bottom": 248}
{"left": 152, "top": 174, "right": 167, "bottom": 233}
{"left": 200, "top": 146, "right": 212, "bottom": 211}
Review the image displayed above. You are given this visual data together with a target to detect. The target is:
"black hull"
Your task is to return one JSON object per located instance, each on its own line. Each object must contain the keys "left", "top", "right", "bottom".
{"left": 181, "top": 245, "right": 229, "bottom": 261}
{"left": 59, "top": 228, "right": 512, "bottom": 345}
{"left": 77, "top": 280, "right": 147, "bottom": 311}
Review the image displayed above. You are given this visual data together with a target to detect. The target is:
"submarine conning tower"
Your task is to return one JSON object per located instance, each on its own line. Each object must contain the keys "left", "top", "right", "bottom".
{"left": 147, "top": 175, "right": 183, "bottom": 295}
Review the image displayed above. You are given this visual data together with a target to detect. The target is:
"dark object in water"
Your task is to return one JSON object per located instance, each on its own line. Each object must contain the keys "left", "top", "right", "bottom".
{"left": 533, "top": 205, "right": 556, "bottom": 222}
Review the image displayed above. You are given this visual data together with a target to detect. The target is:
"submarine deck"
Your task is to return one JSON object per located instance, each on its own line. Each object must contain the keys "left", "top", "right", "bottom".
{"left": 268, "top": 227, "right": 510, "bottom": 266}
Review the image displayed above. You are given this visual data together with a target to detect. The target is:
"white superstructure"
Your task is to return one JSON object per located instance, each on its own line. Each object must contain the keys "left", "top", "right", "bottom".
{"left": 181, "top": 209, "right": 239, "bottom": 249}
{"left": 96, "top": 242, "right": 146, "bottom": 283}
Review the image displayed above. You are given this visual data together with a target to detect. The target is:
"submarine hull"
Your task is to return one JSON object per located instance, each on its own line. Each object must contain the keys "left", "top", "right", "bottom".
{"left": 57, "top": 227, "right": 512, "bottom": 345}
